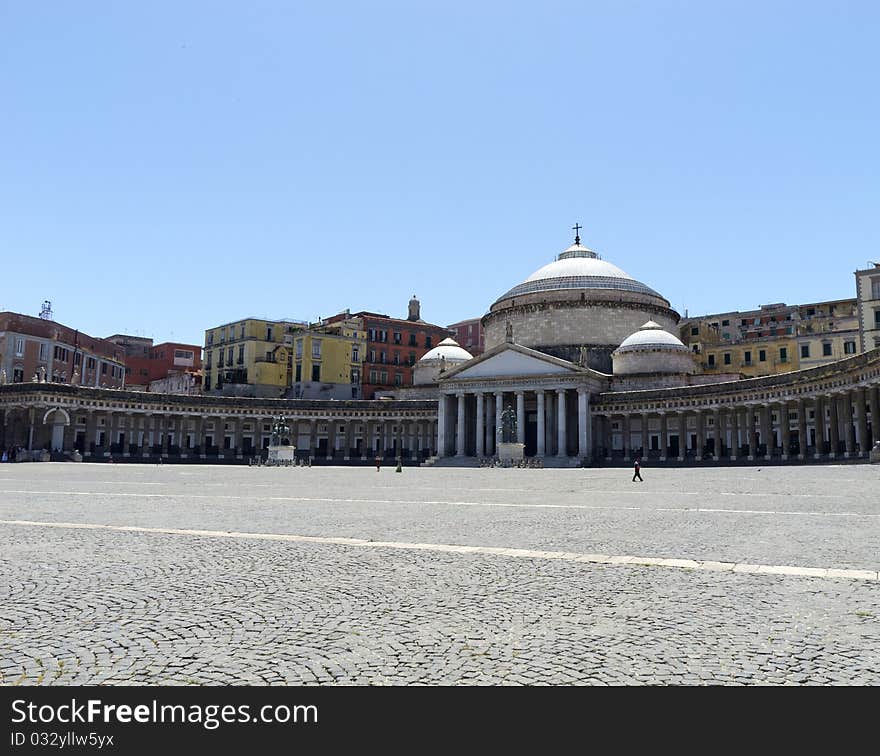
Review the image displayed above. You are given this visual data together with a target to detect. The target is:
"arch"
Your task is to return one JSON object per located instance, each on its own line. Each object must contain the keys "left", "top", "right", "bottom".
{"left": 42, "top": 407, "right": 71, "bottom": 426}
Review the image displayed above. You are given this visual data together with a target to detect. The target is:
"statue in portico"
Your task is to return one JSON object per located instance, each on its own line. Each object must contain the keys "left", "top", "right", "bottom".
{"left": 499, "top": 406, "right": 517, "bottom": 443}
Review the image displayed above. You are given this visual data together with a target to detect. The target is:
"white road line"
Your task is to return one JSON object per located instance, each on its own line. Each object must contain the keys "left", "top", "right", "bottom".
{"left": 1, "top": 518, "right": 876, "bottom": 583}
{"left": 1, "top": 488, "right": 879, "bottom": 518}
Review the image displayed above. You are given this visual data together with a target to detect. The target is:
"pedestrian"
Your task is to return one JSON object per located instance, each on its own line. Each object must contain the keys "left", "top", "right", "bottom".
{"left": 1, "top": 448, "right": 7, "bottom": 463}
{"left": 375, "top": 455, "right": 381, "bottom": 472}
{"left": 632, "top": 457, "right": 643, "bottom": 482}
{"left": 395, "top": 457, "right": 402, "bottom": 473}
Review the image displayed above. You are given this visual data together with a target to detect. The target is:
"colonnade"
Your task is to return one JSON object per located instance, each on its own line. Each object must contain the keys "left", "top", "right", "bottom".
{"left": 596, "top": 385, "right": 880, "bottom": 461}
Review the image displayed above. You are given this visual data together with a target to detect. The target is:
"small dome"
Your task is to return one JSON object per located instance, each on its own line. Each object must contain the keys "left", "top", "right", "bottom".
{"left": 420, "top": 337, "right": 473, "bottom": 363}
{"left": 615, "top": 321, "right": 688, "bottom": 352}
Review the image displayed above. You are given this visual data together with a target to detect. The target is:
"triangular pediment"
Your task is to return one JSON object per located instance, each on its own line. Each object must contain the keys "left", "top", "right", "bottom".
{"left": 444, "top": 343, "right": 583, "bottom": 380}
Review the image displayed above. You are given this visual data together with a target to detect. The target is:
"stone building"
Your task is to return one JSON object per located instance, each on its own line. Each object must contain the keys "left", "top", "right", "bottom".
{"left": 0, "top": 312, "right": 126, "bottom": 388}
{"left": 856, "top": 262, "right": 880, "bottom": 352}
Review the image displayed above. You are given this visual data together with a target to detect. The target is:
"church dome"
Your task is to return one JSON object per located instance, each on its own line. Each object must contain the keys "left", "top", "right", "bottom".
{"left": 420, "top": 337, "right": 473, "bottom": 363}
{"left": 616, "top": 320, "right": 688, "bottom": 352}
{"left": 612, "top": 321, "right": 696, "bottom": 377}
{"left": 492, "top": 242, "right": 663, "bottom": 305}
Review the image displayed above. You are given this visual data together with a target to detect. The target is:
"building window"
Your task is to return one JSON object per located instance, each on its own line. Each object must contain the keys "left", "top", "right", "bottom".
{"left": 707, "top": 354, "right": 715, "bottom": 367}
{"left": 87, "top": 357, "right": 96, "bottom": 370}
{"left": 759, "top": 349, "right": 766, "bottom": 362}
{"left": 874, "top": 309, "right": 880, "bottom": 327}
{"left": 14, "top": 337, "right": 24, "bottom": 357}
{"left": 227, "top": 346, "right": 234, "bottom": 364}
{"left": 206, "top": 352, "right": 212, "bottom": 369}
{"left": 266, "top": 326, "right": 274, "bottom": 341}
{"left": 380, "top": 371, "right": 388, "bottom": 384}
{"left": 408, "top": 333, "right": 417, "bottom": 346}
{"left": 101, "top": 363, "right": 107, "bottom": 374}
{"left": 394, "top": 373, "right": 403, "bottom": 386}
{"left": 721, "top": 319, "right": 730, "bottom": 327}
{"left": 844, "top": 341, "right": 856, "bottom": 354}
{"left": 369, "top": 369, "right": 377, "bottom": 383}
{"left": 207, "top": 333, "right": 214, "bottom": 346}
{"left": 312, "top": 340, "right": 322, "bottom": 359}
{"left": 295, "top": 339, "right": 303, "bottom": 358}
{"left": 238, "top": 345, "right": 245, "bottom": 364}
{"left": 38, "top": 343, "right": 48, "bottom": 361}
{"left": 265, "top": 351, "right": 273, "bottom": 362}
{"left": 240, "top": 324, "right": 246, "bottom": 339}
{"left": 295, "top": 364, "right": 302, "bottom": 382}
{"left": 871, "top": 278, "right": 880, "bottom": 299}
{"left": 351, "top": 369, "right": 360, "bottom": 383}
{"left": 425, "top": 336, "right": 432, "bottom": 349}
{"left": 380, "top": 351, "right": 386, "bottom": 363}
{"left": 744, "top": 351, "right": 752, "bottom": 365}
{"left": 690, "top": 327, "right": 699, "bottom": 336}
{"left": 409, "top": 353, "right": 416, "bottom": 366}
{"left": 352, "top": 346, "right": 359, "bottom": 363}
{"left": 393, "top": 352, "right": 400, "bottom": 365}
{"left": 822, "top": 342, "right": 832, "bottom": 357}
{"left": 800, "top": 344, "right": 810, "bottom": 358}
{"left": 311, "top": 364, "right": 321, "bottom": 381}
{"left": 218, "top": 351, "right": 224, "bottom": 368}
{"left": 779, "top": 347, "right": 788, "bottom": 362}
{"left": 13, "top": 367, "right": 24, "bottom": 383}
{"left": 393, "top": 331, "right": 402, "bottom": 344}
{"left": 723, "top": 353, "right": 731, "bottom": 365}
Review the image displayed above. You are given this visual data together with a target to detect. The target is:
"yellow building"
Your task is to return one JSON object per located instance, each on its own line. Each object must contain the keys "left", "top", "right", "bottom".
{"left": 795, "top": 299, "right": 860, "bottom": 370}
{"left": 203, "top": 317, "right": 306, "bottom": 397}
{"left": 290, "top": 317, "right": 366, "bottom": 399}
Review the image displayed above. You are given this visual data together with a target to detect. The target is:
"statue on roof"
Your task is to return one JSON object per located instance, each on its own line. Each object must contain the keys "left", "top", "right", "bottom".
{"left": 505, "top": 321, "right": 514, "bottom": 343}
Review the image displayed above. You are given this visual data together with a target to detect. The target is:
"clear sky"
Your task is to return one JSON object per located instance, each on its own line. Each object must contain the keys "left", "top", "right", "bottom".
{"left": 2, "top": 2, "right": 878, "bottom": 347}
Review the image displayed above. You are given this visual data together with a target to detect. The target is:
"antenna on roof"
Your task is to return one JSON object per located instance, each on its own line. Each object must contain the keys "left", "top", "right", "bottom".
{"left": 39, "top": 300, "right": 53, "bottom": 320}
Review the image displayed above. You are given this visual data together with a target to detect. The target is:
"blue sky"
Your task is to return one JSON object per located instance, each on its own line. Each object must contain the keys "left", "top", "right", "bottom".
{"left": 1, "top": 2, "right": 878, "bottom": 347}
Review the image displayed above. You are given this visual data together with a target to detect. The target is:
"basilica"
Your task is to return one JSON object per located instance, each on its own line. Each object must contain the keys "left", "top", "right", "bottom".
{"left": 2, "top": 232, "right": 879, "bottom": 465}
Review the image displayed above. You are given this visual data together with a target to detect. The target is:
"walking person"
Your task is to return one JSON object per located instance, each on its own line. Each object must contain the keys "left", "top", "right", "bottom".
{"left": 632, "top": 457, "right": 643, "bottom": 482}
{"left": 375, "top": 455, "right": 382, "bottom": 472}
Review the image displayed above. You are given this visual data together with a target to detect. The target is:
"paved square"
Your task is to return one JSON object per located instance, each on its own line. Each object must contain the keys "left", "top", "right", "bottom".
{"left": 1, "top": 463, "right": 878, "bottom": 685}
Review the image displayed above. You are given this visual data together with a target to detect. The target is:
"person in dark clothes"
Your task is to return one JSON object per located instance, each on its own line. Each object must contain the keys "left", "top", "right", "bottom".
{"left": 632, "top": 458, "right": 643, "bottom": 482}
{"left": 375, "top": 455, "right": 382, "bottom": 472}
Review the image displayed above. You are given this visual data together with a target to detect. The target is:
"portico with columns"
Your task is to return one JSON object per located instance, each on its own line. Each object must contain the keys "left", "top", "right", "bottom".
{"left": 435, "top": 341, "right": 605, "bottom": 464}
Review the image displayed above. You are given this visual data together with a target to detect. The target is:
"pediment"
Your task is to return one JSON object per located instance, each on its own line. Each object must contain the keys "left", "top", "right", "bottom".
{"left": 446, "top": 345, "right": 580, "bottom": 379}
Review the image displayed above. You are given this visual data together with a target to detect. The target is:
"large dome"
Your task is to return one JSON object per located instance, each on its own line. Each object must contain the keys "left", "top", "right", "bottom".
{"left": 492, "top": 243, "right": 663, "bottom": 305}
{"left": 481, "top": 231, "right": 680, "bottom": 373}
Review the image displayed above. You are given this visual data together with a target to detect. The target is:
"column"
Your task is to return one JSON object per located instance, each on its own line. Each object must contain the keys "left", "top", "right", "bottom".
{"left": 779, "top": 402, "right": 791, "bottom": 460}
{"left": 85, "top": 411, "right": 98, "bottom": 457}
{"left": 746, "top": 408, "right": 756, "bottom": 460}
{"left": 536, "top": 390, "right": 545, "bottom": 457}
{"left": 327, "top": 419, "right": 337, "bottom": 460}
{"left": 309, "top": 419, "right": 318, "bottom": 459}
{"left": 828, "top": 394, "right": 840, "bottom": 458}
{"left": 515, "top": 391, "right": 525, "bottom": 445}
{"left": 677, "top": 411, "right": 686, "bottom": 461}
{"left": 855, "top": 389, "right": 868, "bottom": 456}
{"left": 233, "top": 416, "right": 243, "bottom": 458}
{"left": 796, "top": 399, "right": 807, "bottom": 460}
{"left": 843, "top": 392, "right": 855, "bottom": 457}
{"left": 476, "top": 393, "right": 485, "bottom": 457}
{"left": 695, "top": 410, "right": 704, "bottom": 460}
{"left": 712, "top": 409, "right": 721, "bottom": 460}
{"left": 395, "top": 421, "right": 403, "bottom": 459}
{"left": 622, "top": 414, "right": 631, "bottom": 460}
{"left": 437, "top": 395, "right": 448, "bottom": 457}
{"left": 485, "top": 395, "right": 494, "bottom": 456}
{"left": 579, "top": 390, "right": 590, "bottom": 460}
{"left": 813, "top": 396, "right": 824, "bottom": 458}
{"left": 759, "top": 405, "right": 770, "bottom": 458}
{"left": 730, "top": 408, "right": 739, "bottom": 461}
{"left": 871, "top": 386, "right": 880, "bottom": 446}
{"left": 556, "top": 389, "right": 567, "bottom": 457}
{"left": 659, "top": 412, "right": 668, "bottom": 461}
{"left": 107, "top": 412, "right": 118, "bottom": 455}
{"left": 456, "top": 393, "right": 466, "bottom": 457}
{"left": 494, "top": 392, "right": 503, "bottom": 452}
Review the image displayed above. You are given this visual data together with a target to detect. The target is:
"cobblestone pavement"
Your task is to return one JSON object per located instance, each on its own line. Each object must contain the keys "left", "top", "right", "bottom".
{"left": 1, "top": 463, "right": 878, "bottom": 685}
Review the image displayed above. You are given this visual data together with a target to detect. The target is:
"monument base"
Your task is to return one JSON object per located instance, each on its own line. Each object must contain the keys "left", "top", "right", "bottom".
{"left": 267, "top": 445, "right": 297, "bottom": 465}
{"left": 870, "top": 442, "right": 880, "bottom": 464}
{"left": 497, "top": 442, "right": 525, "bottom": 463}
